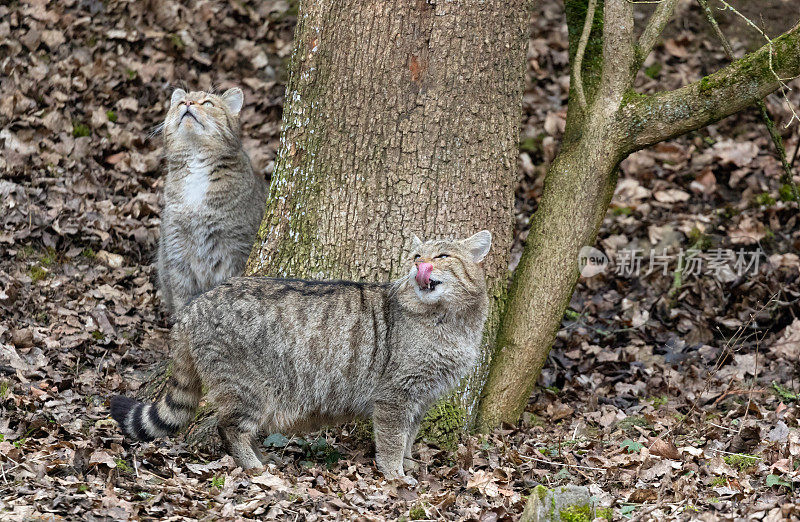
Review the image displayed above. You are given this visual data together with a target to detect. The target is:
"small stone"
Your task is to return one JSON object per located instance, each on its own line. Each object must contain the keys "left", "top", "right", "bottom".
{"left": 520, "top": 484, "right": 595, "bottom": 522}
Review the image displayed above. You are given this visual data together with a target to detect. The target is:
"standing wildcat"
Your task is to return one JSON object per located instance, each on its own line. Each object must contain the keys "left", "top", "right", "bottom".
{"left": 111, "top": 231, "right": 492, "bottom": 484}
{"left": 157, "top": 87, "right": 266, "bottom": 315}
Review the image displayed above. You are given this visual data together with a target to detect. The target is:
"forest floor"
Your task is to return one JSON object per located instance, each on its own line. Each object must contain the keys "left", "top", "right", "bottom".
{"left": 2, "top": 0, "right": 800, "bottom": 520}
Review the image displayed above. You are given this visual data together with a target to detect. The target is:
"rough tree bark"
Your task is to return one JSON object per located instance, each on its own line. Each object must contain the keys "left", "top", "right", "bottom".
{"left": 476, "top": 1, "right": 800, "bottom": 430}
{"left": 245, "top": 0, "right": 528, "bottom": 441}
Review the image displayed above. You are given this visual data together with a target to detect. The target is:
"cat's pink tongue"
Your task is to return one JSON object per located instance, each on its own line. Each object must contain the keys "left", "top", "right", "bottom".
{"left": 415, "top": 262, "right": 433, "bottom": 288}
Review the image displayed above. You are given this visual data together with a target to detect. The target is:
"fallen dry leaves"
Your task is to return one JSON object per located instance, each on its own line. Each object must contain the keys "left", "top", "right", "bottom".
{"left": 2, "top": 0, "right": 800, "bottom": 520}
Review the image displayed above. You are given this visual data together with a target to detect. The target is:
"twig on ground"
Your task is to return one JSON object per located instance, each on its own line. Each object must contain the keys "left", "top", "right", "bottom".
{"left": 0, "top": 453, "right": 55, "bottom": 482}
{"left": 663, "top": 293, "right": 778, "bottom": 440}
{"left": 139, "top": 467, "right": 208, "bottom": 497}
{"left": 739, "top": 334, "right": 762, "bottom": 435}
{"left": 711, "top": 388, "right": 766, "bottom": 407}
{"left": 707, "top": 421, "right": 739, "bottom": 433}
{"left": 713, "top": 449, "right": 763, "bottom": 459}
{"left": 517, "top": 453, "right": 605, "bottom": 471}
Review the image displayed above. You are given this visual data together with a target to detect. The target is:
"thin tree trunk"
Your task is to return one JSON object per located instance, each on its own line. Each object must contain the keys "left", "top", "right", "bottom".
{"left": 476, "top": 135, "right": 620, "bottom": 430}
{"left": 246, "top": 0, "right": 528, "bottom": 441}
{"left": 476, "top": 1, "right": 800, "bottom": 430}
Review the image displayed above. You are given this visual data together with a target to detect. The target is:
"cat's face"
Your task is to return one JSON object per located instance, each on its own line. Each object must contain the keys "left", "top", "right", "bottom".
{"left": 163, "top": 88, "right": 244, "bottom": 149}
{"left": 406, "top": 230, "right": 491, "bottom": 306}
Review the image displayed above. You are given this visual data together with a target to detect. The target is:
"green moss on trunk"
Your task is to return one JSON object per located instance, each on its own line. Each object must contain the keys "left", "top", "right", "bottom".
{"left": 418, "top": 400, "right": 467, "bottom": 451}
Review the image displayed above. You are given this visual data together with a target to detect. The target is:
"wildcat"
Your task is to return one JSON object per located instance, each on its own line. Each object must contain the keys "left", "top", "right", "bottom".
{"left": 157, "top": 87, "right": 266, "bottom": 315}
{"left": 111, "top": 230, "right": 491, "bottom": 484}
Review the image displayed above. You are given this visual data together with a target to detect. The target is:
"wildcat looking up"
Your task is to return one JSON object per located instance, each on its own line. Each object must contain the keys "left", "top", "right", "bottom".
{"left": 157, "top": 87, "right": 266, "bottom": 315}
{"left": 111, "top": 231, "right": 492, "bottom": 485}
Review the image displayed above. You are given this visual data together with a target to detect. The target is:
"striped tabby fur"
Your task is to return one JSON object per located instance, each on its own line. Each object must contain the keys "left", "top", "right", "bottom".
{"left": 111, "top": 231, "right": 491, "bottom": 484}
{"left": 157, "top": 87, "right": 266, "bottom": 315}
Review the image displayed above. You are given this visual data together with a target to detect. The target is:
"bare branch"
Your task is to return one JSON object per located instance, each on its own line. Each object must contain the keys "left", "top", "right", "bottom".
{"left": 636, "top": 0, "right": 679, "bottom": 69}
{"left": 573, "top": 0, "right": 597, "bottom": 110}
{"left": 757, "top": 104, "right": 800, "bottom": 203}
{"left": 715, "top": 0, "right": 799, "bottom": 126}
{"left": 624, "top": 21, "right": 800, "bottom": 151}
{"left": 599, "top": 0, "right": 636, "bottom": 103}
{"left": 697, "top": 0, "right": 734, "bottom": 56}
{"left": 698, "top": 0, "right": 800, "bottom": 203}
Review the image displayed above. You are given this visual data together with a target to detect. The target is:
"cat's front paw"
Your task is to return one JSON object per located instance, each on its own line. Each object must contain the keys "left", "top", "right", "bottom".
{"left": 391, "top": 474, "right": 418, "bottom": 488}
{"left": 383, "top": 470, "right": 418, "bottom": 488}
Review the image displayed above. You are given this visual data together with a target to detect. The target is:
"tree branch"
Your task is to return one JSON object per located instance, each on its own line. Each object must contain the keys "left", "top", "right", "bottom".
{"left": 573, "top": 0, "right": 597, "bottom": 110}
{"left": 697, "top": 0, "right": 734, "bottom": 56}
{"left": 636, "top": 0, "right": 679, "bottom": 70}
{"left": 625, "top": 21, "right": 800, "bottom": 151}
{"left": 697, "top": 0, "right": 800, "bottom": 203}
{"left": 598, "top": 0, "right": 636, "bottom": 104}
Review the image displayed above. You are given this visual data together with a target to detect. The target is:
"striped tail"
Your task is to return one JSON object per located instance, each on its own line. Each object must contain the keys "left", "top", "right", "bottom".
{"left": 110, "top": 330, "right": 201, "bottom": 441}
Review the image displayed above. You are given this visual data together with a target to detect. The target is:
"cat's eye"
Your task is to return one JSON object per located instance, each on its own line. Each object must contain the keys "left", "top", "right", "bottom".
{"left": 435, "top": 254, "right": 449, "bottom": 259}
{"left": 202, "top": 101, "right": 214, "bottom": 107}
{"left": 413, "top": 255, "right": 420, "bottom": 261}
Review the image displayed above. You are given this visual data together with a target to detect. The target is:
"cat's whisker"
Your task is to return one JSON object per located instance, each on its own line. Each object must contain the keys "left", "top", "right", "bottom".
{"left": 148, "top": 122, "right": 166, "bottom": 140}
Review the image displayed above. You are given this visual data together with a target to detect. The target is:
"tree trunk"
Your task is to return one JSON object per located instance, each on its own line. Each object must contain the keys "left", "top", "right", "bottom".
{"left": 477, "top": 0, "right": 628, "bottom": 431}
{"left": 246, "top": 0, "right": 528, "bottom": 441}
{"left": 476, "top": 1, "right": 800, "bottom": 430}
{"left": 476, "top": 132, "right": 620, "bottom": 430}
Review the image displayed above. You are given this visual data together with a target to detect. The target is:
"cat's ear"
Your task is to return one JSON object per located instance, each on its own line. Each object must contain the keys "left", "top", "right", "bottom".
{"left": 411, "top": 234, "right": 423, "bottom": 249}
{"left": 170, "top": 88, "right": 186, "bottom": 107}
{"left": 221, "top": 88, "right": 244, "bottom": 115}
{"left": 462, "top": 230, "right": 492, "bottom": 263}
